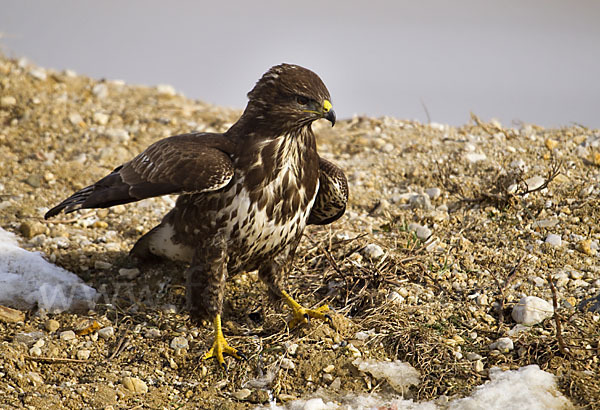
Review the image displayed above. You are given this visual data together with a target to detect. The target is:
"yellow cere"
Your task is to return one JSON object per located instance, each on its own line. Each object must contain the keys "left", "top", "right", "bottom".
{"left": 323, "top": 99, "right": 332, "bottom": 113}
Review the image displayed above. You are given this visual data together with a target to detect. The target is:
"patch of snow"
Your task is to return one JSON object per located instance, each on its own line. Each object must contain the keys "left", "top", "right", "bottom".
{"left": 0, "top": 228, "right": 97, "bottom": 312}
{"left": 265, "top": 365, "right": 571, "bottom": 410}
{"left": 448, "top": 365, "right": 570, "bottom": 410}
{"left": 352, "top": 358, "right": 420, "bottom": 393}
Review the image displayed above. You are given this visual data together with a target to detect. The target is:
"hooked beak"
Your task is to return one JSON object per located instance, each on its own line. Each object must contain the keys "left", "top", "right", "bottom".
{"left": 322, "top": 99, "right": 336, "bottom": 127}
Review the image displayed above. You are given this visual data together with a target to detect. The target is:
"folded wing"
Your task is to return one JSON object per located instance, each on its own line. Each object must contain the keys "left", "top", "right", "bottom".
{"left": 308, "top": 157, "right": 348, "bottom": 225}
{"left": 45, "top": 133, "right": 235, "bottom": 219}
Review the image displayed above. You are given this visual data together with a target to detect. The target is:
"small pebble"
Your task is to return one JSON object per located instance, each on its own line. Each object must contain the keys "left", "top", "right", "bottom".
{"left": 425, "top": 187, "right": 441, "bottom": 200}
{"left": 233, "top": 388, "right": 252, "bottom": 400}
{"left": 286, "top": 343, "right": 298, "bottom": 356}
{"left": 0, "top": 96, "right": 16, "bottom": 107}
{"left": 387, "top": 291, "right": 405, "bottom": 304}
{"left": 415, "top": 226, "right": 432, "bottom": 241}
{"left": 280, "top": 358, "right": 295, "bottom": 370}
{"left": 323, "top": 364, "right": 335, "bottom": 373}
{"left": 29, "top": 346, "right": 42, "bottom": 356}
{"left": 156, "top": 84, "right": 176, "bottom": 96}
{"left": 105, "top": 128, "right": 130, "bottom": 143}
{"left": 466, "top": 352, "right": 482, "bottom": 361}
{"left": 465, "top": 152, "right": 487, "bottom": 163}
{"left": 525, "top": 176, "right": 545, "bottom": 191}
{"left": 322, "top": 373, "right": 334, "bottom": 383}
{"left": 362, "top": 243, "right": 384, "bottom": 259}
{"left": 97, "top": 326, "right": 115, "bottom": 340}
{"left": 118, "top": 268, "right": 140, "bottom": 279}
{"left": 144, "top": 328, "right": 161, "bottom": 339}
{"left": 474, "top": 360, "right": 484, "bottom": 372}
{"left": 94, "top": 260, "right": 113, "bottom": 270}
{"left": 409, "top": 193, "right": 433, "bottom": 210}
{"left": 77, "top": 349, "right": 91, "bottom": 360}
{"left": 29, "top": 67, "right": 47, "bottom": 81}
{"left": 489, "top": 337, "right": 514, "bottom": 353}
{"left": 92, "top": 83, "right": 108, "bottom": 99}
{"left": 545, "top": 233, "right": 562, "bottom": 247}
{"left": 122, "top": 377, "right": 148, "bottom": 394}
{"left": 170, "top": 336, "right": 189, "bottom": 350}
{"left": 93, "top": 112, "right": 110, "bottom": 125}
{"left": 512, "top": 296, "right": 554, "bottom": 325}
{"left": 59, "top": 330, "right": 76, "bottom": 341}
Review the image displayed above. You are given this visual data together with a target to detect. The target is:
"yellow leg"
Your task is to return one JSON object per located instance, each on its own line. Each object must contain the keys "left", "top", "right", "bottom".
{"left": 281, "top": 290, "right": 332, "bottom": 329}
{"left": 203, "top": 314, "right": 244, "bottom": 371}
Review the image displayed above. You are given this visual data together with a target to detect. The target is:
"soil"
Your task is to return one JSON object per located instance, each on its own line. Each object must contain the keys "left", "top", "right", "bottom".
{"left": 1, "top": 55, "right": 599, "bottom": 409}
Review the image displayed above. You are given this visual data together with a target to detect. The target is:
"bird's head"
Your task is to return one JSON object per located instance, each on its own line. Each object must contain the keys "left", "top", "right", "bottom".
{"left": 246, "top": 63, "right": 336, "bottom": 131}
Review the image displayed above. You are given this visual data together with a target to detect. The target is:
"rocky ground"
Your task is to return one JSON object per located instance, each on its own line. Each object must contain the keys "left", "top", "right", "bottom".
{"left": 1, "top": 55, "right": 599, "bottom": 409}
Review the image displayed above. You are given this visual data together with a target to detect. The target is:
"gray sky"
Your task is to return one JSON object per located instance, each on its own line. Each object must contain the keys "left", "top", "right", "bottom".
{"left": 1, "top": 0, "right": 599, "bottom": 128}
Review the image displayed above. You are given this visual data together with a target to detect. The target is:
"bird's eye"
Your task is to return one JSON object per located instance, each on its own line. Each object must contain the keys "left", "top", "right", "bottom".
{"left": 296, "top": 95, "right": 309, "bottom": 105}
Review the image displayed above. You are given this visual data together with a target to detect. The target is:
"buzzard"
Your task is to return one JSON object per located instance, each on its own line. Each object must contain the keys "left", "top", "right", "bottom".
{"left": 45, "top": 64, "right": 348, "bottom": 370}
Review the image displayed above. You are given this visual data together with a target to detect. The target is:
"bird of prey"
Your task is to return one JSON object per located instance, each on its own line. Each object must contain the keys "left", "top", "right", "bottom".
{"left": 45, "top": 63, "right": 348, "bottom": 370}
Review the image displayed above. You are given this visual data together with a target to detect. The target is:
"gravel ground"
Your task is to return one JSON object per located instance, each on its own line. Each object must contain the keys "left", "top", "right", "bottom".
{"left": 1, "top": 55, "right": 599, "bottom": 409}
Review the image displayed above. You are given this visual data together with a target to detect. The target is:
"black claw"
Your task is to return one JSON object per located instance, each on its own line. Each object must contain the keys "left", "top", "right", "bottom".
{"left": 304, "top": 313, "right": 311, "bottom": 323}
{"left": 220, "top": 362, "right": 228, "bottom": 373}
{"left": 325, "top": 314, "right": 334, "bottom": 328}
{"left": 237, "top": 351, "right": 247, "bottom": 361}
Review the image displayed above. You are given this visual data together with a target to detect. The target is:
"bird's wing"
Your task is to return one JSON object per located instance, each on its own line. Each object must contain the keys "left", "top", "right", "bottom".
{"left": 307, "top": 157, "right": 348, "bottom": 225}
{"left": 45, "top": 133, "right": 235, "bottom": 218}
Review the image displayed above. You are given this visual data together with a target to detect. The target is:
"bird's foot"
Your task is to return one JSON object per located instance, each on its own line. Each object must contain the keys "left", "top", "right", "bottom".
{"left": 203, "top": 314, "right": 245, "bottom": 371}
{"left": 281, "top": 290, "right": 333, "bottom": 329}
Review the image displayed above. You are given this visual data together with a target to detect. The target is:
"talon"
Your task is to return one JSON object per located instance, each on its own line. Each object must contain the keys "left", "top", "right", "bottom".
{"left": 203, "top": 314, "right": 244, "bottom": 370}
{"left": 325, "top": 314, "right": 334, "bottom": 328}
{"left": 281, "top": 290, "right": 333, "bottom": 329}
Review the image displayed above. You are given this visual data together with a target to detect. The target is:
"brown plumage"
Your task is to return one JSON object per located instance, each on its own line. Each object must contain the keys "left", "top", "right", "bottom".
{"left": 45, "top": 63, "right": 348, "bottom": 369}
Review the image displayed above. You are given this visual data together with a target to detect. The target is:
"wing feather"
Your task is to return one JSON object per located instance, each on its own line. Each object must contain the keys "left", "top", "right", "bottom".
{"left": 45, "top": 133, "right": 235, "bottom": 219}
{"left": 307, "top": 157, "right": 348, "bottom": 225}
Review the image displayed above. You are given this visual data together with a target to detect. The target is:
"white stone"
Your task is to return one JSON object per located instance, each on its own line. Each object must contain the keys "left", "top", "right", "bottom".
{"left": 425, "top": 187, "right": 441, "bottom": 200}
{"left": 93, "top": 112, "right": 110, "bottom": 125}
{"left": 509, "top": 159, "right": 528, "bottom": 172}
{"left": 0, "top": 96, "right": 16, "bottom": 107}
{"left": 465, "top": 152, "right": 487, "bottom": 163}
{"left": 232, "top": 388, "right": 252, "bottom": 400}
{"left": 286, "top": 343, "right": 298, "bottom": 356}
{"left": 545, "top": 234, "right": 562, "bottom": 247}
{"left": 60, "top": 330, "right": 76, "bottom": 341}
{"left": 387, "top": 291, "right": 405, "bottom": 304}
{"left": 532, "top": 218, "right": 559, "bottom": 228}
{"left": 68, "top": 112, "right": 83, "bottom": 125}
{"left": 92, "top": 83, "right": 108, "bottom": 99}
{"left": 362, "top": 244, "right": 384, "bottom": 259}
{"left": 489, "top": 337, "right": 514, "bottom": 352}
{"left": 118, "top": 268, "right": 140, "bottom": 279}
{"left": 29, "top": 346, "right": 42, "bottom": 356}
{"left": 144, "top": 328, "right": 161, "bottom": 338}
{"left": 511, "top": 296, "right": 554, "bottom": 325}
{"left": 105, "top": 128, "right": 130, "bottom": 143}
{"left": 156, "top": 84, "right": 176, "bottom": 96}
{"left": 409, "top": 193, "right": 433, "bottom": 210}
{"left": 524, "top": 176, "right": 545, "bottom": 191}
{"left": 97, "top": 326, "right": 114, "bottom": 340}
{"left": 466, "top": 352, "right": 482, "bottom": 361}
{"left": 94, "top": 260, "right": 112, "bottom": 270}
{"left": 29, "top": 67, "right": 47, "bottom": 81}
{"left": 415, "top": 226, "right": 432, "bottom": 241}
{"left": 77, "top": 349, "right": 91, "bottom": 360}
{"left": 122, "top": 376, "right": 148, "bottom": 394}
{"left": 474, "top": 359, "right": 484, "bottom": 372}
{"left": 280, "top": 357, "right": 295, "bottom": 370}
{"left": 170, "top": 336, "right": 189, "bottom": 350}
